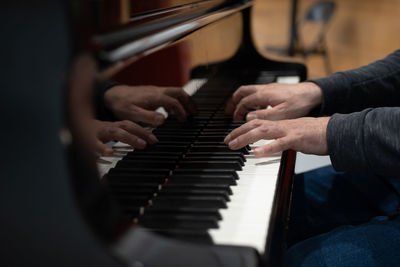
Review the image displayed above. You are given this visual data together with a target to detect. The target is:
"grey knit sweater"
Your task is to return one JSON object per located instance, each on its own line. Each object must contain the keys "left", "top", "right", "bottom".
{"left": 312, "top": 50, "right": 400, "bottom": 176}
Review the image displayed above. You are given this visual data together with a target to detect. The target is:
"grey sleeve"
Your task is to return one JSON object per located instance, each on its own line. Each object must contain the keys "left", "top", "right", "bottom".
{"left": 327, "top": 107, "right": 400, "bottom": 176}
{"left": 312, "top": 50, "right": 400, "bottom": 115}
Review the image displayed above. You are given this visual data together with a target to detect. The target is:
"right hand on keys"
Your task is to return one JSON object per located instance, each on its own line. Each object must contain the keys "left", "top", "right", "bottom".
{"left": 225, "top": 82, "right": 323, "bottom": 121}
{"left": 224, "top": 116, "right": 330, "bottom": 157}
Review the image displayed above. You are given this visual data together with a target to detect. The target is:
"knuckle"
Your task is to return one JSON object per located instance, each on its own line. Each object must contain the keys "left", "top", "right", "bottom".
{"left": 130, "top": 136, "right": 139, "bottom": 143}
{"left": 276, "top": 138, "right": 287, "bottom": 150}
{"left": 121, "top": 120, "right": 131, "bottom": 126}
{"left": 251, "top": 119, "right": 262, "bottom": 127}
{"left": 108, "top": 127, "right": 121, "bottom": 136}
{"left": 129, "top": 104, "right": 140, "bottom": 111}
{"left": 259, "top": 123, "right": 269, "bottom": 133}
{"left": 242, "top": 97, "right": 251, "bottom": 107}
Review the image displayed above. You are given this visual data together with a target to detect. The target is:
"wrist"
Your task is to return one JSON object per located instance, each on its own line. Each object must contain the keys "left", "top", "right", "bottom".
{"left": 103, "top": 85, "right": 120, "bottom": 110}
{"left": 94, "top": 80, "right": 120, "bottom": 121}
{"left": 317, "top": 116, "right": 330, "bottom": 155}
{"left": 301, "top": 82, "right": 323, "bottom": 109}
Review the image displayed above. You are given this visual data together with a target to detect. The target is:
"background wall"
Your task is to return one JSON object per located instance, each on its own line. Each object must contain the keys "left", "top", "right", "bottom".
{"left": 252, "top": 0, "right": 400, "bottom": 79}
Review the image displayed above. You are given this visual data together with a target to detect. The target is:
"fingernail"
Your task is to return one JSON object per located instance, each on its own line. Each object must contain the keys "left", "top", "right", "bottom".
{"left": 137, "top": 138, "right": 146, "bottom": 147}
{"left": 254, "top": 147, "right": 264, "bottom": 155}
{"left": 155, "top": 115, "right": 164, "bottom": 125}
{"left": 103, "top": 147, "right": 114, "bottom": 156}
{"left": 247, "top": 113, "right": 257, "bottom": 121}
{"left": 148, "top": 134, "right": 159, "bottom": 144}
{"left": 229, "top": 139, "right": 238, "bottom": 149}
{"left": 224, "top": 134, "right": 231, "bottom": 144}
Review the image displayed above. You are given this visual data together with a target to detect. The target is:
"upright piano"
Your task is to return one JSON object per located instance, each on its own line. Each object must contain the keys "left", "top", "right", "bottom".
{"left": 92, "top": 0, "right": 307, "bottom": 266}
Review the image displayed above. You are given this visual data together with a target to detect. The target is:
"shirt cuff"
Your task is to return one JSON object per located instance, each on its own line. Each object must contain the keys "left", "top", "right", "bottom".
{"left": 94, "top": 80, "right": 120, "bottom": 121}
{"left": 311, "top": 72, "right": 351, "bottom": 115}
{"left": 326, "top": 110, "right": 371, "bottom": 172}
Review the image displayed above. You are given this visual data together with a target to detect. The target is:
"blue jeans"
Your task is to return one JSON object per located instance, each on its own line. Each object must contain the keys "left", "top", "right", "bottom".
{"left": 285, "top": 166, "right": 400, "bottom": 266}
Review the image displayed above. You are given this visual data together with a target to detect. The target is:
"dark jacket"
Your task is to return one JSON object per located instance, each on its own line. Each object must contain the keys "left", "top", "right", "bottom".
{"left": 313, "top": 50, "right": 400, "bottom": 176}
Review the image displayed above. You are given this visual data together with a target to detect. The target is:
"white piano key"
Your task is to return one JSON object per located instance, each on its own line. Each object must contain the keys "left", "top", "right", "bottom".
{"left": 183, "top": 78, "right": 208, "bottom": 95}
{"left": 209, "top": 139, "right": 281, "bottom": 253}
{"left": 276, "top": 76, "right": 300, "bottom": 84}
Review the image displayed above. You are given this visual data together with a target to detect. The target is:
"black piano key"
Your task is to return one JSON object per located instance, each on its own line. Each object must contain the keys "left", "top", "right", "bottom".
{"left": 168, "top": 174, "right": 236, "bottom": 185}
{"left": 182, "top": 155, "right": 244, "bottom": 166}
{"left": 162, "top": 183, "right": 232, "bottom": 195}
{"left": 149, "top": 229, "right": 213, "bottom": 244}
{"left": 206, "top": 122, "right": 244, "bottom": 127}
{"left": 202, "top": 125, "right": 239, "bottom": 130}
{"left": 173, "top": 168, "right": 239, "bottom": 179}
{"left": 193, "top": 142, "right": 251, "bottom": 153}
{"left": 108, "top": 168, "right": 170, "bottom": 175}
{"left": 152, "top": 130, "right": 200, "bottom": 136}
{"left": 107, "top": 177, "right": 167, "bottom": 186}
{"left": 149, "top": 141, "right": 192, "bottom": 146}
{"left": 106, "top": 182, "right": 160, "bottom": 189}
{"left": 157, "top": 188, "right": 230, "bottom": 201}
{"left": 108, "top": 181, "right": 159, "bottom": 190}
{"left": 106, "top": 171, "right": 168, "bottom": 179}
{"left": 190, "top": 145, "right": 249, "bottom": 154}
{"left": 138, "top": 214, "right": 219, "bottom": 229}
{"left": 145, "top": 145, "right": 189, "bottom": 152}
{"left": 127, "top": 151, "right": 183, "bottom": 157}
{"left": 108, "top": 178, "right": 166, "bottom": 185}
{"left": 151, "top": 195, "right": 227, "bottom": 209}
{"left": 178, "top": 161, "right": 242, "bottom": 171}
{"left": 122, "top": 155, "right": 181, "bottom": 161}
{"left": 185, "top": 151, "right": 246, "bottom": 162}
{"left": 211, "top": 115, "right": 241, "bottom": 120}
{"left": 157, "top": 124, "right": 205, "bottom": 130}
{"left": 190, "top": 115, "right": 213, "bottom": 120}
{"left": 144, "top": 205, "right": 222, "bottom": 218}
{"left": 201, "top": 128, "right": 231, "bottom": 133}
{"left": 193, "top": 141, "right": 227, "bottom": 146}
{"left": 200, "top": 131, "right": 231, "bottom": 136}
{"left": 194, "top": 107, "right": 219, "bottom": 111}
{"left": 193, "top": 99, "right": 223, "bottom": 105}
{"left": 116, "top": 160, "right": 177, "bottom": 169}
{"left": 196, "top": 135, "right": 227, "bottom": 142}
{"left": 109, "top": 185, "right": 158, "bottom": 194}
{"left": 156, "top": 135, "right": 196, "bottom": 142}
{"left": 107, "top": 171, "right": 169, "bottom": 183}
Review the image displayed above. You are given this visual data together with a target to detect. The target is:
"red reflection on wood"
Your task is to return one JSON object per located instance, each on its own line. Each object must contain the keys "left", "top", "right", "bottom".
{"left": 112, "top": 42, "right": 191, "bottom": 87}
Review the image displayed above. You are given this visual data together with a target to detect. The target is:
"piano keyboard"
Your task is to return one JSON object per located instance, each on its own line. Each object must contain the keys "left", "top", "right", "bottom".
{"left": 99, "top": 72, "right": 298, "bottom": 254}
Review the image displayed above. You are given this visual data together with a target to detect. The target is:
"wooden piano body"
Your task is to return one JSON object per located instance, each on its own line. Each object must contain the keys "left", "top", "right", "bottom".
{"left": 92, "top": 1, "right": 307, "bottom": 266}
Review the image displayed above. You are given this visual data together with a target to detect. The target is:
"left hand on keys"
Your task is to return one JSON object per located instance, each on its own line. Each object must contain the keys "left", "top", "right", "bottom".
{"left": 104, "top": 85, "right": 197, "bottom": 126}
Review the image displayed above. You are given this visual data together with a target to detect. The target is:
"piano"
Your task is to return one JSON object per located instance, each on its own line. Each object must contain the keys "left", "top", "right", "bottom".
{"left": 92, "top": 0, "right": 307, "bottom": 266}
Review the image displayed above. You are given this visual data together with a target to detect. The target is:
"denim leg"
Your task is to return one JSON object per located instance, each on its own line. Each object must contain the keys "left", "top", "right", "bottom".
{"left": 285, "top": 217, "right": 400, "bottom": 267}
{"left": 285, "top": 166, "right": 400, "bottom": 266}
{"left": 287, "top": 166, "right": 400, "bottom": 245}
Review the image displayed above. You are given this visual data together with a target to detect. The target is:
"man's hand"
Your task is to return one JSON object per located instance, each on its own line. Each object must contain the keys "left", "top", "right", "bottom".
{"left": 225, "top": 82, "right": 323, "bottom": 121}
{"left": 92, "top": 119, "right": 158, "bottom": 156}
{"left": 104, "top": 85, "right": 196, "bottom": 126}
{"left": 224, "top": 117, "right": 330, "bottom": 156}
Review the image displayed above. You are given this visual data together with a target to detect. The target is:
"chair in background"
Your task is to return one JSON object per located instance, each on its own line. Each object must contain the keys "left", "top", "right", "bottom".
{"left": 292, "top": 0, "right": 336, "bottom": 74}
